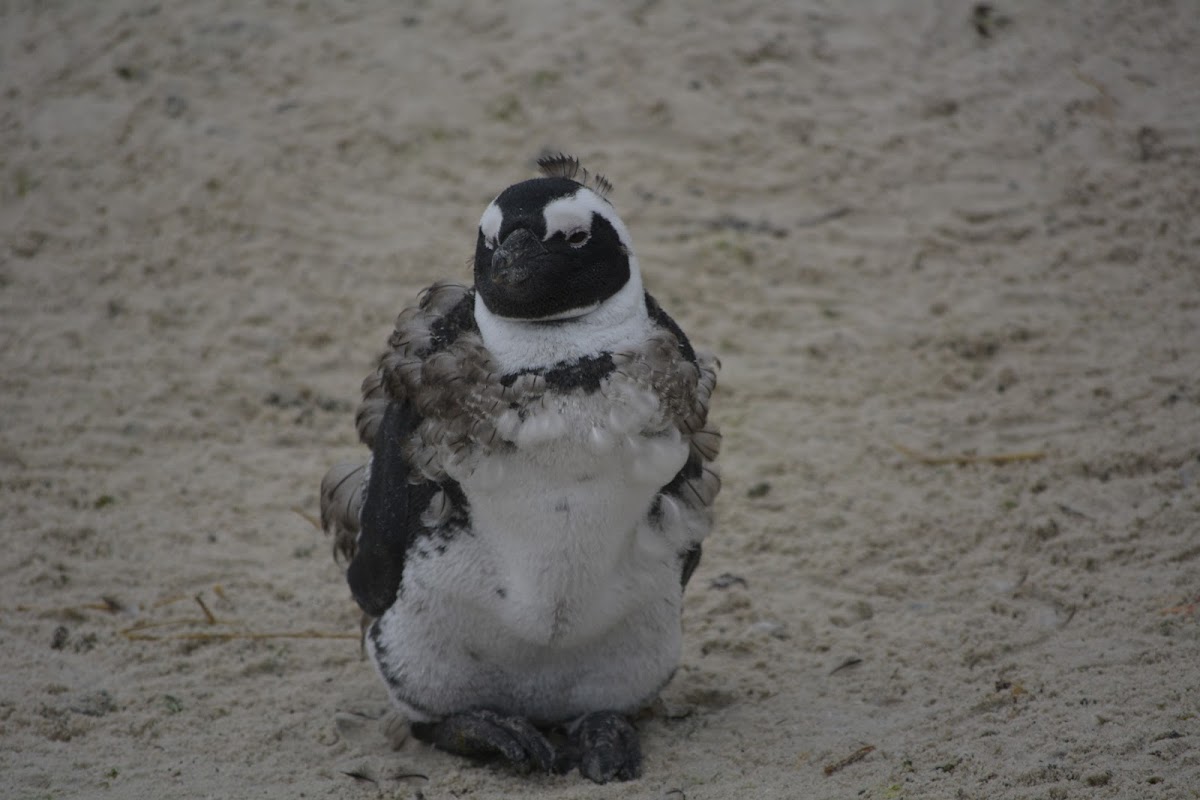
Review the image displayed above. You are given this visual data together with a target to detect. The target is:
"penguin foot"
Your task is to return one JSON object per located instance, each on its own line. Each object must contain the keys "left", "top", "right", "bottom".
{"left": 560, "top": 711, "right": 642, "bottom": 783}
{"left": 410, "top": 709, "right": 555, "bottom": 775}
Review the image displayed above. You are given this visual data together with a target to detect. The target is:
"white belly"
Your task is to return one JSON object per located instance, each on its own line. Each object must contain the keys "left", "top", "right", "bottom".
{"left": 368, "top": 388, "right": 693, "bottom": 723}
{"left": 460, "top": 427, "right": 687, "bottom": 647}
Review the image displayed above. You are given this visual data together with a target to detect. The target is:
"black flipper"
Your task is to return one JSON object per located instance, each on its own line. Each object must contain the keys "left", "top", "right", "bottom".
{"left": 659, "top": 450, "right": 708, "bottom": 589}
{"left": 347, "top": 400, "right": 429, "bottom": 617}
{"left": 680, "top": 543, "right": 703, "bottom": 589}
{"left": 410, "top": 710, "right": 556, "bottom": 775}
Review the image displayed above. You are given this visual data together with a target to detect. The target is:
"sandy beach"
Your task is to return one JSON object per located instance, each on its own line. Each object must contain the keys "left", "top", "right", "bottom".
{"left": 2, "top": 1, "right": 1198, "bottom": 797}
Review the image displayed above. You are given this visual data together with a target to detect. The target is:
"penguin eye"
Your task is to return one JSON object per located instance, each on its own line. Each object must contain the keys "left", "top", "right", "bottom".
{"left": 566, "top": 230, "right": 590, "bottom": 247}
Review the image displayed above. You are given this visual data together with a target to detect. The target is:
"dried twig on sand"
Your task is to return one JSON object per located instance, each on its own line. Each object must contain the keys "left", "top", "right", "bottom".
{"left": 11, "top": 586, "right": 358, "bottom": 644}
{"left": 121, "top": 626, "right": 358, "bottom": 642}
{"left": 890, "top": 440, "right": 1046, "bottom": 466}
{"left": 823, "top": 744, "right": 875, "bottom": 776}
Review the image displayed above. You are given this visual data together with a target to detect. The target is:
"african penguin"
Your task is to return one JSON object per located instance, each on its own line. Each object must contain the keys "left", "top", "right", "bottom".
{"left": 320, "top": 154, "right": 721, "bottom": 783}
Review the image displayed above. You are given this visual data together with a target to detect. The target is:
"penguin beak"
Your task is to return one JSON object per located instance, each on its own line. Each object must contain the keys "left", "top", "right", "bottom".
{"left": 490, "top": 228, "right": 545, "bottom": 288}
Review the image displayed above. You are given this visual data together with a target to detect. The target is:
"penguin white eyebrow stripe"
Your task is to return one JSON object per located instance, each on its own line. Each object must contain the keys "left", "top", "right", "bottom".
{"left": 542, "top": 189, "right": 633, "bottom": 251}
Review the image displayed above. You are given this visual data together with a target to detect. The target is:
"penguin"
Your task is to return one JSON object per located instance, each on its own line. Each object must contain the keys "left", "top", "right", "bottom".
{"left": 320, "top": 154, "right": 721, "bottom": 783}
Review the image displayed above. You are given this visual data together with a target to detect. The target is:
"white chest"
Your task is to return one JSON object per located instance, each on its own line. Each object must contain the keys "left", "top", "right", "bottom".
{"left": 443, "top": 392, "right": 688, "bottom": 646}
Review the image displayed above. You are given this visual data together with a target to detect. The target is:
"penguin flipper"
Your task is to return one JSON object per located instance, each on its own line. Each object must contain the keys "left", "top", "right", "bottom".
{"left": 347, "top": 400, "right": 432, "bottom": 617}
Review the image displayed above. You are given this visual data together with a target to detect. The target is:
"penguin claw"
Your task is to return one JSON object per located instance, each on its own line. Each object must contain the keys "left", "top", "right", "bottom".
{"left": 562, "top": 711, "right": 643, "bottom": 783}
{"left": 410, "top": 709, "right": 555, "bottom": 774}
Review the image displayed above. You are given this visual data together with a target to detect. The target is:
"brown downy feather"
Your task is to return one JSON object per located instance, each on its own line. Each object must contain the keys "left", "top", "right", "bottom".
{"left": 320, "top": 461, "right": 367, "bottom": 562}
{"left": 320, "top": 280, "right": 722, "bottom": 560}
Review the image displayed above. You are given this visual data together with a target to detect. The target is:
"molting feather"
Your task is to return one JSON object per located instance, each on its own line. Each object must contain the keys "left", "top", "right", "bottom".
{"left": 537, "top": 153, "right": 614, "bottom": 199}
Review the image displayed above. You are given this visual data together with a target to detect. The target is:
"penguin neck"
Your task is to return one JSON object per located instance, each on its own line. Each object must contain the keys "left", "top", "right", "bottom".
{"left": 474, "top": 266, "right": 649, "bottom": 373}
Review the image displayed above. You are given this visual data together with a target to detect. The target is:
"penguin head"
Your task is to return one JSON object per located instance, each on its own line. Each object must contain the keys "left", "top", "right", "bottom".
{"left": 473, "top": 159, "right": 637, "bottom": 323}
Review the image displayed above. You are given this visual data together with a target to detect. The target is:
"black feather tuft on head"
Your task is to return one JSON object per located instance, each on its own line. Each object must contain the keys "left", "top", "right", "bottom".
{"left": 537, "top": 152, "right": 581, "bottom": 180}
{"left": 536, "top": 153, "right": 613, "bottom": 199}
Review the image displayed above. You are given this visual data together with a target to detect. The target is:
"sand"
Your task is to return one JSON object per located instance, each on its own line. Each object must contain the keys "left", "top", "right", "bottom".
{"left": 2, "top": 1, "right": 1198, "bottom": 798}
